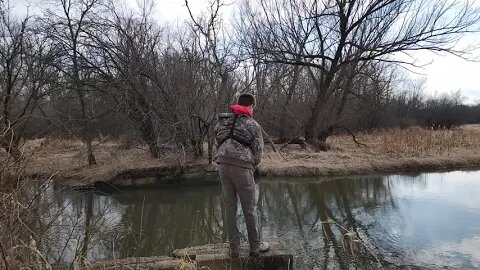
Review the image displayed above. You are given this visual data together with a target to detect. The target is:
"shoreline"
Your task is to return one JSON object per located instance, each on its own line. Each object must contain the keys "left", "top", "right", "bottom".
{"left": 43, "top": 157, "right": 480, "bottom": 189}
{"left": 30, "top": 156, "right": 480, "bottom": 181}
{"left": 16, "top": 125, "right": 480, "bottom": 186}
{"left": 261, "top": 156, "right": 480, "bottom": 178}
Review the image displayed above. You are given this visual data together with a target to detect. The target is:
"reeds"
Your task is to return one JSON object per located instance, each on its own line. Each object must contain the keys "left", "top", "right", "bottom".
{"left": 0, "top": 155, "right": 51, "bottom": 269}
{"left": 327, "top": 126, "right": 480, "bottom": 156}
{"left": 262, "top": 125, "right": 480, "bottom": 177}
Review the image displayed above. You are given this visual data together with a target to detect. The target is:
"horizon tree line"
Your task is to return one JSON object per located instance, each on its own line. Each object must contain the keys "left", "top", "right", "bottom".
{"left": 1, "top": 0, "right": 480, "bottom": 164}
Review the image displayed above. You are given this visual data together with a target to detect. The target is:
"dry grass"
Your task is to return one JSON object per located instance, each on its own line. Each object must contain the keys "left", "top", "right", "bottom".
{"left": 0, "top": 150, "right": 112, "bottom": 270}
{"left": 5, "top": 124, "right": 480, "bottom": 182}
{"left": 260, "top": 125, "right": 480, "bottom": 177}
{"left": 362, "top": 126, "right": 480, "bottom": 156}
{"left": 175, "top": 253, "right": 211, "bottom": 270}
{"left": 0, "top": 150, "right": 55, "bottom": 270}
{"left": 17, "top": 138, "right": 201, "bottom": 182}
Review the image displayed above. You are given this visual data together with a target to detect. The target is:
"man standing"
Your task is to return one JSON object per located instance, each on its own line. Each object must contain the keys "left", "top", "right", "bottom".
{"left": 214, "top": 93, "right": 269, "bottom": 258}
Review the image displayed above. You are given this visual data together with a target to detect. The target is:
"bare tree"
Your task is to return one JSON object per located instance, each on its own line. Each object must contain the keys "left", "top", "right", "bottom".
{"left": 185, "top": 0, "right": 238, "bottom": 162}
{"left": 0, "top": 5, "right": 29, "bottom": 159}
{"left": 40, "top": 0, "right": 102, "bottom": 164}
{"left": 238, "top": 0, "right": 480, "bottom": 150}
{"left": 85, "top": 0, "right": 174, "bottom": 158}
{"left": 0, "top": 2, "right": 56, "bottom": 159}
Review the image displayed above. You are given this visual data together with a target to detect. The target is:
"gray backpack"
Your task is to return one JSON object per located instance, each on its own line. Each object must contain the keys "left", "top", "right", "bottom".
{"left": 216, "top": 114, "right": 253, "bottom": 147}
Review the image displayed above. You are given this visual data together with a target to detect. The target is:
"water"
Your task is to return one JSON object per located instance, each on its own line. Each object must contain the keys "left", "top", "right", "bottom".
{"left": 42, "top": 170, "right": 480, "bottom": 269}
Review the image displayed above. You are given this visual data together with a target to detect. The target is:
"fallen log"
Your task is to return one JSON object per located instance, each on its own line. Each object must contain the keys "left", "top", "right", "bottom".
{"left": 84, "top": 240, "right": 293, "bottom": 270}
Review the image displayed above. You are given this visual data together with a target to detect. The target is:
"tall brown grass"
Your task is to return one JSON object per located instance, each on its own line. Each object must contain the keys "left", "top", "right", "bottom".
{"left": 262, "top": 125, "right": 480, "bottom": 177}
{"left": 332, "top": 126, "right": 480, "bottom": 156}
{"left": 0, "top": 151, "right": 51, "bottom": 269}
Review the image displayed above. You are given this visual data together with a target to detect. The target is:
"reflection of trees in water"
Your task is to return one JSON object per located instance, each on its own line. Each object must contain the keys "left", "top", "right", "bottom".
{"left": 388, "top": 174, "right": 428, "bottom": 190}
{"left": 36, "top": 184, "right": 126, "bottom": 264}
{"left": 260, "top": 176, "right": 396, "bottom": 269}
{"left": 40, "top": 186, "right": 226, "bottom": 262}
{"left": 40, "top": 174, "right": 432, "bottom": 268}
{"left": 112, "top": 187, "right": 226, "bottom": 258}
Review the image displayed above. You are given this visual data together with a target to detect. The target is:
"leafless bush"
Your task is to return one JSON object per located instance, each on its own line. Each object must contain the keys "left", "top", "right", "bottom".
{"left": 117, "top": 131, "right": 143, "bottom": 150}
{"left": 0, "top": 151, "right": 51, "bottom": 269}
{"left": 0, "top": 156, "right": 119, "bottom": 269}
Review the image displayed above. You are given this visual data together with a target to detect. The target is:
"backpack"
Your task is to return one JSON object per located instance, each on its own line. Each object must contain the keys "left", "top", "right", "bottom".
{"left": 216, "top": 115, "right": 254, "bottom": 147}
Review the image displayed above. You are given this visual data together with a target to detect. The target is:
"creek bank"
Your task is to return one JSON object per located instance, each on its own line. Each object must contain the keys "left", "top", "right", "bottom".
{"left": 64, "top": 157, "right": 480, "bottom": 190}
{"left": 25, "top": 126, "right": 480, "bottom": 186}
{"left": 260, "top": 156, "right": 480, "bottom": 178}
{"left": 64, "top": 164, "right": 218, "bottom": 190}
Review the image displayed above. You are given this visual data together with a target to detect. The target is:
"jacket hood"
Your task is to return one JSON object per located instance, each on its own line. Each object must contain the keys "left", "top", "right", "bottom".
{"left": 230, "top": 105, "right": 253, "bottom": 117}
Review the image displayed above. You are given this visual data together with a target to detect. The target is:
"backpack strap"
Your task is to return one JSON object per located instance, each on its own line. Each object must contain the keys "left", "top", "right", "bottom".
{"left": 228, "top": 114, "right": 238, "bottom": 138}
{"left": 218, "top": 115, "right": 238, "bottom": 147}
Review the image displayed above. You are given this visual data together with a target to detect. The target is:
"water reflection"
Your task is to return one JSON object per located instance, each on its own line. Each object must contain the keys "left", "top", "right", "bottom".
{"left": 113, "top": 186, "right": 226, "bottom": 258}
{"left": 258, "top": 177, "right": 393, "bottom": 269}
{"left": 43, "top": 171, "right": 480, "bottom": 269}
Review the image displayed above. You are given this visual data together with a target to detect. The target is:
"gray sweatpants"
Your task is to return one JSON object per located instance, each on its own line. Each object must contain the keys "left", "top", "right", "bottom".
{"left": 218, "top": 163, "right": 260, "bottom": 253}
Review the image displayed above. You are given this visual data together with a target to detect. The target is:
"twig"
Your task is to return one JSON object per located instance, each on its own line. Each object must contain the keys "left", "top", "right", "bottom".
{"left": 323, "top": 217, "right": 383, "bottom": 269}
{"left": 279, "top": 125, "right": 308, "bottom": 150}
{"left": 331, "top": 125, "right": 367, "bottom": 147}
{"left": 0, "top": 242, "right": 9, "bottom": 270}
{"left": 261, "top": 127, "right": 287, "bottom": 160}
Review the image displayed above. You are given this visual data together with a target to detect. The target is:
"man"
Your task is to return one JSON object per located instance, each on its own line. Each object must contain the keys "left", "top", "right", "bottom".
{"left": 214, "top": 93, "right": 269, "bottom": 258}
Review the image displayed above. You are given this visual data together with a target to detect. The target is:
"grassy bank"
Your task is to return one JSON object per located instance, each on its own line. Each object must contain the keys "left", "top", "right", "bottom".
{"left": 262, "top": 125, "right": 480, "bottom": 177}
{"left": 5, "top": 125, "right": 480, "bottom": 182}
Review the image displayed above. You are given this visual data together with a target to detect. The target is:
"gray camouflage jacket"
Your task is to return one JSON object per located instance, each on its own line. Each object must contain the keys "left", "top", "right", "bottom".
{"left": 214, "top": 113, "right": 264, "bottom": 169}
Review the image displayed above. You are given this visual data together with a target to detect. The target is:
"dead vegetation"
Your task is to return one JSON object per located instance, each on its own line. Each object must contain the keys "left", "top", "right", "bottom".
{"left": 14, "top": 138, "right": 201, "bottom": 182}
{"left": 368, "top": 126, "right": 480, "bottom": 156}
{"left": 260, "top": 125, "right": 480, "bottom": 177}
{"left": 2, "top": 125, "right": 479, "bottom": 182}
{"left": 0, "top": 149, "right": 52, "bottom": 269}
{"left": 1, "top": 146, "right": 129, "bottom": 270}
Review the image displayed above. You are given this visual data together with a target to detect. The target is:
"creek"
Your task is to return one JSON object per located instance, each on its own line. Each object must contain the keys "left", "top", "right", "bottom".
{"left": 42, "top": 170, "right": 480, "bottom": 269}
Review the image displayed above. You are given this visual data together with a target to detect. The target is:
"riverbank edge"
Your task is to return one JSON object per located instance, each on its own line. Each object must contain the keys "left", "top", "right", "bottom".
{"left": 41, "top": 154, "right": 480, "bottom": 189}
{"left": 261, "top": 155, "right": 480, "bottom": 177}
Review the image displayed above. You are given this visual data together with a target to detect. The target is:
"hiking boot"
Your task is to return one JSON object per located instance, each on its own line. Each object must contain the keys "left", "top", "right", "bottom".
{"left": 249, "top": 241, "right": 270, "bottom": 257}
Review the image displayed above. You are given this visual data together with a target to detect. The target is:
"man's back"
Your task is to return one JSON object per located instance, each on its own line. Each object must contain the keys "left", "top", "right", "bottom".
{"left": 215, "top": 111, "right": 264, "bottom": 169}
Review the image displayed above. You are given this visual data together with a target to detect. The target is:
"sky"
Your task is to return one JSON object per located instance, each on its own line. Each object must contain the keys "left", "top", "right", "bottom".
{"left": 10, "top": 0, "right": 480, "bottom": 104}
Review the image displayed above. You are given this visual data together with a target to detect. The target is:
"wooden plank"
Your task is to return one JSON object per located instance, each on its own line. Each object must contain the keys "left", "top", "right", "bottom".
{"left": 86, "top": 241, "right": 293, "bottom": 270}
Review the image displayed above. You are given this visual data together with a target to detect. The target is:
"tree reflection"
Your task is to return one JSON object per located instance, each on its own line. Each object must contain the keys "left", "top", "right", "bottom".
{"left": 41, "top": 174, "right": 433, "bottom": 269}
{"left": 111, "top": 186, "right": 226, "bottom": 258}
{"left": 259, "top": 176, "right": 396, "bottom": 269}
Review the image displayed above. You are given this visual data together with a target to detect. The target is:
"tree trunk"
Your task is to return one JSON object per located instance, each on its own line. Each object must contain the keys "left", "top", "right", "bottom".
{"left": 139, "top": 116, "right": 161, "bottom": 158}
{"left": 279, "top": 66, "right": 300, "bottom": 139}
{"left": 304, "top": 69, "right": 337, "bottom": 150}
{"left": 85, "top": 138, "right": 96, "bottom": 165}
{"left": 78, "top": 93, "right": 96, "bottom": 165}
{"left": 316, "top": 128, "right": 331, "bottom": 151}
{"left": 191, "top": 138, "right": 204, "bottom": 158}
{"left": 0, "top": 131, "right": 21, "bottom": 160}
{"left": 2, "top": 67, "right": 21, "bottom": 160}
{"left": 207, "top": 133, "right": 213, "bottom": 165}
{"left": 304, "top": 89, "right": 328, "bottom": 147}
{"left": 217, "top": 73, "right": 230, "bottom": 113}
{"left": 72, "top": 31, "right": 96, "bottom": 165}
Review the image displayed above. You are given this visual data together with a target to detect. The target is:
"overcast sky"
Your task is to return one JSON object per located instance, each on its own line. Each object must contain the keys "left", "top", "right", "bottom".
{"left": 11, "top": 0, "right": 480, "bottom": 104}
